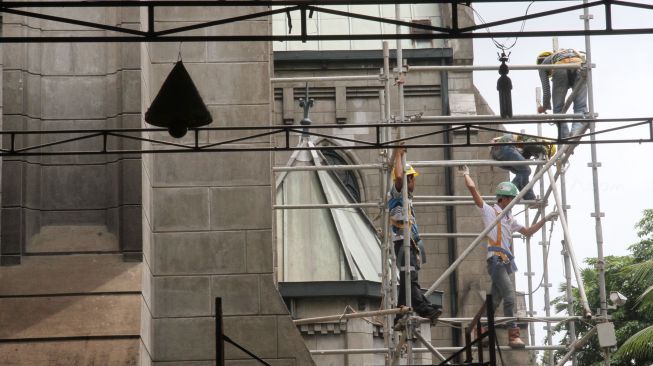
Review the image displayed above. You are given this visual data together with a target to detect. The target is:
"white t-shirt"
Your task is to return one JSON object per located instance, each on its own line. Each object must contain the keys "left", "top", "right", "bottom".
{"left": 478, "top": 202, "right": 524, "bottom": 259}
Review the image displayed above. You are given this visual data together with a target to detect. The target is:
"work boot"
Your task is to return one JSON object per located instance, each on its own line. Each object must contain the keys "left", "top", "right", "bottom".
{"left": 426, "top": 307, "right": 442, "bottom": 325}
{"left": 508, "top": 327, "right": 525, "bottom": 348}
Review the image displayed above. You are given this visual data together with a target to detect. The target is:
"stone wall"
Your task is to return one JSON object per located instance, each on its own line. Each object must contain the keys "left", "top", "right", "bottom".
{"left": 139, "top": 7, "right": 313, "bottom": 365}
{"left": 1, "top": 8, "right": 142, "bottom": 264}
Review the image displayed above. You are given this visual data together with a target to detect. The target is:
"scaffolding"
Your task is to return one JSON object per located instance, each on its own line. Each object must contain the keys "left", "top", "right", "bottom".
{"left": 3, "top": 1, "right": 652, "bottom": 365}
{"left": 269, "top": 5, "right": 648, "bottom": 365}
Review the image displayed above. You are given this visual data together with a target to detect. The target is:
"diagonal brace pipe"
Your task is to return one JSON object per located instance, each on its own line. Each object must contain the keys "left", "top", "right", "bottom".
{"left": 425, "top": 144, "right": 571, "bottom": 296}
{"left": 546, "top": 168, "right": 592, "bottom": 317}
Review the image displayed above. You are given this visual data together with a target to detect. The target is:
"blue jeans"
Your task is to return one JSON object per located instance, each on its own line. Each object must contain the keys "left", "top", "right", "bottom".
{"left": 487, "top": 256, "right": 517, "bottom": 329}
{"left": 491, "top": 146, "right": 535, "bottom": 200}
{"left": 552, "top": 69, "right": 587, "bottom": 137}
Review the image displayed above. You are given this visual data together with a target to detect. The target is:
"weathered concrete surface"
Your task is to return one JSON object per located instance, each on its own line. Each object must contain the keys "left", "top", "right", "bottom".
{"left": 0, "top": 254, "right": 140, "bottom": 296}
{"left": 0, "top": 339, "right": 140, "bottom": 366}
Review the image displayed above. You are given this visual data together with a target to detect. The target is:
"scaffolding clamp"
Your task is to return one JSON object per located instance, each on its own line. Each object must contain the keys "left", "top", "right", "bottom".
{"left": 590, "top": 212, "right": 605, "bottom": 218}
{"left": 587, "top": 162, "right": 602, "bottom": 168}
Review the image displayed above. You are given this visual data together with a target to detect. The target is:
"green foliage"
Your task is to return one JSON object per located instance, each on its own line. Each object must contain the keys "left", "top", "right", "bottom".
{"left": 549, "top": 209, "right": 653, "bottom": 365}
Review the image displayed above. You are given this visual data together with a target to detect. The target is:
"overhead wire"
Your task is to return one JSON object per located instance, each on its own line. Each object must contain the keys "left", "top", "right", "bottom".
{"left": 466, "top": 1, "right": 536, "bottom": 52}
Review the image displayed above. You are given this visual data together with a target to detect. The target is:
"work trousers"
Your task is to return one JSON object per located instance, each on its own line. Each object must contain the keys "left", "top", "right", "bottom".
{"left": 552, "top": 68, "right": 588, "bottom": 137}
{"left": 491, "top": 145, "right": 535, "bottom": 200}
{"left": 487, "top": 255, "right": 517, "bottom": 329}
{"left": 394, "top": 240, "right": 433, "bottom": 319}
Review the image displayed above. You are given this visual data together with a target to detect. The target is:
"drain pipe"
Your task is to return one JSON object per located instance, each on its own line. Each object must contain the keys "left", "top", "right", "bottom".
{"left": 440, "top": 59, "right": 462, "bottom": 357}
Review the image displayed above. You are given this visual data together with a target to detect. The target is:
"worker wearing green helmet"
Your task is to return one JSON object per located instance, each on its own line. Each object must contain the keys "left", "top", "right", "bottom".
{"left": 460, "top": 166, "right": 559, "bottom": 348}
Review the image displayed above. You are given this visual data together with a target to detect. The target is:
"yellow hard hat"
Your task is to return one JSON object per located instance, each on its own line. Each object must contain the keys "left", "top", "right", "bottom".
{"left": 547, "top": 144, "right": 557, "bottom": 158}
{"left": 392, "top": 164, "right": 419, "bottom": 179}
{"left": 536, "top": 51, "right": 553, "bottom": 64}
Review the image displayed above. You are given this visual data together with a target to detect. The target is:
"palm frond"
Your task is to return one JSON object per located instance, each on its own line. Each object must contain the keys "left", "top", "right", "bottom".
{"left": 637, "top": 285, "right": 653, "bottom": 307}
{"left": 614, "top": 325, "right": 653, "bottom": 360}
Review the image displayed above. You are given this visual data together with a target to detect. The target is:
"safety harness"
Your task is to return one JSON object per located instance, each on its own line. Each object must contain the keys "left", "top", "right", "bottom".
{"left": 390, "top": 199, "right": 424, "bottom": 271}
{"left": 487, "top": 207, "right": 518, "bottom": 273}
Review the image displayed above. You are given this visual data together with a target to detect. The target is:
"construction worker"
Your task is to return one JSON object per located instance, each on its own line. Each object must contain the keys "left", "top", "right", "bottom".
{"left": 536, "top": 49, "right": 588, "bottom": 138}
{"left": 460, "top": 166, "right": 558, "bottom": 348}
{"left": 489, "top": 133, "right": 556, "bottom": 201}
{"left": 389, "top": 146, "right": 441, "bottom": 330}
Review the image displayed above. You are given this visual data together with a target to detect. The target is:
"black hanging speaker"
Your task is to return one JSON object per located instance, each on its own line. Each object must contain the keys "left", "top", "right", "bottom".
{"left": 145, "top": 61, "right": 213, "bottom": 138}
{"left": 497, "top": 52, "right": 513, "bottom": 118}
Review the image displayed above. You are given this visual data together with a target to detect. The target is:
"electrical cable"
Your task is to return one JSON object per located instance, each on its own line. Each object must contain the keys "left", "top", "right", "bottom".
{"left": 466, "top": 1, "right": 535, "bottom": 52}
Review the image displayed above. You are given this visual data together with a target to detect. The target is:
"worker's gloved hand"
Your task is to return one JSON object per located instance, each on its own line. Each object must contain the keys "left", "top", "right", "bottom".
{"left": 457, "top": 165, "right": 470, "bottom": 177}
{"left": 545, "top": 212, "right": 559, "bottom": 222}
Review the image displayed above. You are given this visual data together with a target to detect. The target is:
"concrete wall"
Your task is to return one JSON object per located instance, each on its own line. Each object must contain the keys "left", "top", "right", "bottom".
{"left": 139, "top": 7, "right": 313, "bottom": 365}
{"left": 272, "top": 4, "right": 446, "bottom": 52}
{"left": 1, "top": 9, "right": 142, "bottom": 264}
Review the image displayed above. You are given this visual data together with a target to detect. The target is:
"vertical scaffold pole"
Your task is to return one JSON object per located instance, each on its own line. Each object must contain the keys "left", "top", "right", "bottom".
{"left": 560, "top": 169, "right": 578, "bottom": 366}
{"left": 582, "top": 1, "right": 609, "bottom": 364}
{"left": 523, "top": 209, "right": 536, "bottom": 358}
{"left": 394, "top": 4, "right": 413, "bottom": 364}
{"left": 381, "top": 41, "right": 394, "bottom": 366}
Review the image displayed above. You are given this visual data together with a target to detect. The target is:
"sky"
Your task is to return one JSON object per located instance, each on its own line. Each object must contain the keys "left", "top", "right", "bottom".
{"left": 470, "top": 0, "right": 653, "bottom": 351}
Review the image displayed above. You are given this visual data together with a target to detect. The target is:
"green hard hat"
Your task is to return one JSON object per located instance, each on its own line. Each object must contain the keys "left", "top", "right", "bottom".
{"left": 495, "top": 181, "right": 518, "bottom": 197}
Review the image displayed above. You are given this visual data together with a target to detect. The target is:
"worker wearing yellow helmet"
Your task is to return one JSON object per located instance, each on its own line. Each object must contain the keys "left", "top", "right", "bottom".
{"left": 536, "top": 49, "right": 588, "bottom": 138}
{"left": 459, "top": 165, "right": 559, "bottom": 348}
{"left": 388, "top": 146, "right": 441, "bottom": 330}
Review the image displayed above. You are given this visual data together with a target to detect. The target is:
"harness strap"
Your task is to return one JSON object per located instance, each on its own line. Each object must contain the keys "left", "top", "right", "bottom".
{"left": 487, "top": 207, "right": 509, "bottom": 262}
{"left": 487, "top": 207, "right": 518, "bottom": 273}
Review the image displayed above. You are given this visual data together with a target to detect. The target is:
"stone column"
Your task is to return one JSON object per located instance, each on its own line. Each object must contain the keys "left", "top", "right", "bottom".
{"left": 139, "top": 7, "right": 313, "bottom": 365}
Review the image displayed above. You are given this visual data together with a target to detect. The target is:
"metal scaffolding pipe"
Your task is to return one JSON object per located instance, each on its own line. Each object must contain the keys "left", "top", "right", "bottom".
{"left": 561, "top": 167, "right": 578, "bottom": 365}
{"left": 415, "top": 195, "right": 514, "bottom": 200}
{"left": 413, "top": 330, "right": 447, "bottom": 362}
{"left": 271, "top": 75, "right": 381, "bottom": 83}
{"left": 413, "top": 200, "right": 538, "bottom": 207}
{"left": 416, "top": 113, "right": 587, "bottom": 122}
{"left": 380, "top": 41, "right": 393, "bottom": 361}
{"left": 424, "top": 144, "right": 571, "bottom": 296}
{"left": 410, "top": 159, "right": 546, "bottom": 167}
{"left": 420, "top": 232, "right": 523, "bottom": 239}
{"left": 273, "top": 203, "right": 379, "bottom": 209}
{"left": 293, "top": 307, "right": 410, "bottom": 325}
{"left": 556, "top": 327, "right": 598, "bottom": 366}
{"left": 547, "top": 168, "right": 592, "bottom": 317}
{"left": 395, "top": 3, "right": 413, "bottom": 363}
{"left": 435, "top": 315, "right": 583, "bottom": 323}
{"left": 524, "top": 209, "right": 537, "bottom": 351}
{"left": 309, "top": 345, "right": 568, "bottom": 355}
{"left": 273, "top": 163, "right": 383, "bottom": 172}
{"left": 407, "top": 63, "right": 586, "bottom": 72}
{"left": 272, "top": 159, "right": 543, "bottom": 173}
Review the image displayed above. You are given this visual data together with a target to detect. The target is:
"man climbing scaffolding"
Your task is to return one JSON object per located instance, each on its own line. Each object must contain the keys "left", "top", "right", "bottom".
{"left": 389, "top": 146, "right": 441, "bottom": 330}
{"left": 489, "top": 132, "right": 556, "bottom": 201}
{"left": 460, "top": 165, "right": 558, "bottom": 348}
{"left": 536, "top": 48, "right": 588, "bottom": 138}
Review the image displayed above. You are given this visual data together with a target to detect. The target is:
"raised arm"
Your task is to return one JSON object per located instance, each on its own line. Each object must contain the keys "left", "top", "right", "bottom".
{"left": 459, "top": 165, "right": 484, "bottom": 208}
{"left": 391, "top": 146, "right": 406, "bottom": 191}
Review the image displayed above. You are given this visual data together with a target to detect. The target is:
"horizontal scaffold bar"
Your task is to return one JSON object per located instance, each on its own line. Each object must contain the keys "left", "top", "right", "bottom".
{"left": 309, "top": 345, "right": 567, "bottom": 355}
{"left": 293, "top": 307, "right": 410, "bottom": 325}
{"left": 411, "top": 159, "right": 545, "bottom": 167}
{"left": 273, "top": 164, "right": 384, "bottom": 172}
{"left": 407, "top": 63, "right": 588, "bottom": 72}
{"left": 420, "top": 233, "right": 523, "bottom": 239}
{"left": 273, "top": 203, "right": 380, "bottom": 209}
{"left": 272, "top": 75, "right": 382, "bottom": 83}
